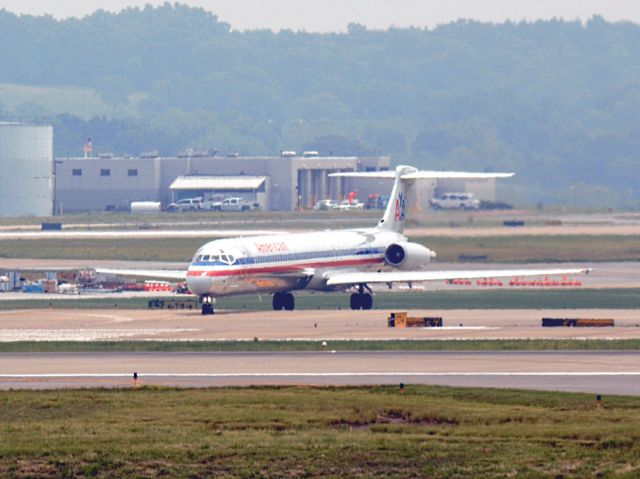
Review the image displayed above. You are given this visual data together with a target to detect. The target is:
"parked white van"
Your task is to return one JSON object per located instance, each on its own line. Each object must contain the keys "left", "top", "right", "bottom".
{"left": 430, "top": 193, "right": 480, "bottom": 210}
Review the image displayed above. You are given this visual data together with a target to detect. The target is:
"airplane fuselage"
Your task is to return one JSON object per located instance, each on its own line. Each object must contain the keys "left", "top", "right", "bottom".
{"left": 186, "top": 228, "right": 405, "bottom": 297}
{"left": 98, "top": 165, "right": 586, "bottom": 315}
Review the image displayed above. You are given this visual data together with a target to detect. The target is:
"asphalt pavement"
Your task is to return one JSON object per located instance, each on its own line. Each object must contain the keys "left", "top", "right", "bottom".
{"left": 2, "top": 351, "right": 639, "bottom": 395}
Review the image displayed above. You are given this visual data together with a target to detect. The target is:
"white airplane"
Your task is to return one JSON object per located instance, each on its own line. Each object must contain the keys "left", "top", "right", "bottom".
{"left": 99, "top": 165, "right": 588, "bottom": 315}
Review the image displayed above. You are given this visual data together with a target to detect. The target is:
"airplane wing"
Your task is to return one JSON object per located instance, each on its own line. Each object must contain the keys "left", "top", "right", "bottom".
{"left": 325, "top": 268, "right": 590, "bottom": 286}
{"left": 95, "top": 268, "right": 187, "bottom": 280}
{"left": 95, "top": 267, "right": 315, "bottom": 281}
{"left": 329, "top": 170, "right": 514, "bottom": 180}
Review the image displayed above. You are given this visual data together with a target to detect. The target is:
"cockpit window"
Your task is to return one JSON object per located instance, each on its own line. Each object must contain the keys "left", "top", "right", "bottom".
{"left": 192, "top": 250, "right": 238, "bottom": 265}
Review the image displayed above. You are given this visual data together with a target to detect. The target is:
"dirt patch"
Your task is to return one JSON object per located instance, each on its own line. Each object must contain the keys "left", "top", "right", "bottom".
{"left": 332, "top": 409, "right": 459, "bottom": 430}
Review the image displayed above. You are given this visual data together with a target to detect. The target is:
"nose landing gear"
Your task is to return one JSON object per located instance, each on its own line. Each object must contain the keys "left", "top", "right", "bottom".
{"left": 350, "top": 284, "right": 373, "bottom": 310}
{"left": 201, "top": 295, "right": 215, "bottom": 315}
{"left": 272, "top": 292, "right": 295, "bottom": 311}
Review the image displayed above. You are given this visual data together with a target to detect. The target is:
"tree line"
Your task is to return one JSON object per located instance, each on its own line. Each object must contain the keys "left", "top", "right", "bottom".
{"left": 1, "top": 4, "right": 639, "bottom": 206}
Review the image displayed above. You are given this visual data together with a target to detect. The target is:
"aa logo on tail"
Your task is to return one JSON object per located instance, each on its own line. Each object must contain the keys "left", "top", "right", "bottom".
{"left": 394, "top": 192, "right": 406, "bottom": 222}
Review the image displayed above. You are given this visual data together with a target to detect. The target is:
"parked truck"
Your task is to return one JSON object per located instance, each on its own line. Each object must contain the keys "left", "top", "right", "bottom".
{"left": 430, "top": 192, "right": 480, "bottom": 210}
{"left": 166, "top": 197, "right": 203, "bottom": 212}
{"left": 210, "top": 197, "right": 259, "bottom": 212}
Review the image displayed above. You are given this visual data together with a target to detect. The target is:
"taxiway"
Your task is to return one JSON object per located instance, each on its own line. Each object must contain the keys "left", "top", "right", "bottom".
{"left": 1, "top": 351, "right": 638, "bottom": 395}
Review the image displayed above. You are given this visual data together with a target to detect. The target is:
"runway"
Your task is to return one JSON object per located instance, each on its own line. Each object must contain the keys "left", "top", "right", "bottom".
{"left": 1, "top": 308, "right": 639, "bottom": 341}
{"left": 1, "top": 351, "right": 639, "bottom": 395}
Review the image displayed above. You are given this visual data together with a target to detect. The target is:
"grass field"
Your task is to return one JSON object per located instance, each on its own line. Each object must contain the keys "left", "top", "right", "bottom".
{"left": 2, "top": 339, "right": 640, "bottom": 353}
{"left": 2, "top": 235, "right": 639, "bottom": 262}
{"left": 1, "top": 386, "right": 639, "bottom": 478}
{"left": 2, "top": 288, "right": 640, "bottom": 310}
{"left": 412, "top": 235, "right": 640, "bottom": 263}
{"left": 0, "top": 209, "right": 380, "bottom": 228}
{"left": 0, "top": 82, "right": 115, "bottom": 118}
{"left": 0, "top": 82, "right": 141, "bottom": 118}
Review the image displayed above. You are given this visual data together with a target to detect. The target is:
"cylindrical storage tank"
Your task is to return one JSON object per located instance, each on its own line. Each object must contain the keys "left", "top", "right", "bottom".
{"left": 130, "top": 201, "right": 162, "bottom": 214}
{"left": 0, "top": 123, "right": 53, "bottom": 217}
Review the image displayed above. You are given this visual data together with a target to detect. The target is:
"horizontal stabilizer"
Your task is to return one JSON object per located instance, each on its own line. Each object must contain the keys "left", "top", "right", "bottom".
{"left": 326, "top": 268, "right": 591, "bottom": 286}
{"left": 328, "top": 171, "right": 396, "bottom": 179}
{"left": 401, "top": 171, "right": 514, "bottom": 180}
{"left": 328, "top": 170, "right": 514, "bottom": 180}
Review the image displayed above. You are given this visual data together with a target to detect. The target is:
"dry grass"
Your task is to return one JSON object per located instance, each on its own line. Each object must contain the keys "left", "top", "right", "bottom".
{"left": 1, "top": 235, "right": 638, "bottom": 263}
{"left": 1, "top": 385, "right": 639, "bottom": 478}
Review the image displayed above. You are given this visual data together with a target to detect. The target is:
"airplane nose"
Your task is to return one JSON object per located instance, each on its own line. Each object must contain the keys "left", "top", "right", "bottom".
{"left": 186, "top": 274, "right": 210, "bottom": 295}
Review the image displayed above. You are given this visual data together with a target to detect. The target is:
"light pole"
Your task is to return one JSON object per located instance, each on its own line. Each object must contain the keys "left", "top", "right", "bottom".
{"left": 53, "top": 160, "right": 63, "bottom": 216}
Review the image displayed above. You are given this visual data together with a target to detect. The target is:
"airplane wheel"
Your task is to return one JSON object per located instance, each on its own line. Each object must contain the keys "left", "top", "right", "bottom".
{"left": 362, "top": 293, "right": 373, "bottom": 310}
{"left": 201, "top": 303, "right": 214, "bottom": 315}
{"left": 272, "top": 292, "right": 284, "bottom": 310}
{"left": 350, "top": 293, "right": 361, "bottom": 310}
{"left": 284, "top": 293, "right": 295, "bottom": 311}
{"left": 201, "top": 296, "right": 215, "bottom": 315}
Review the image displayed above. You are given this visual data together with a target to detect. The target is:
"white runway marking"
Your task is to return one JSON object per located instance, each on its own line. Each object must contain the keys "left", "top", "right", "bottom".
{"left": 2, "top": 372, "right": 639, "bottom": 378}
{"left": 0, "top": 329, "right": 199, "bottom": 341}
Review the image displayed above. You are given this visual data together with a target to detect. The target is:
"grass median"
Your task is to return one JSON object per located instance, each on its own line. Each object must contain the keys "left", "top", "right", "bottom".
{"left": 1, "top": 234, "right": 640, "bottom": 262}
{"left": 2, "top": 288, "right": 640, "bottom": 310}
{"left": 1, "top": 385, "right": 639, "bottom": 478}
{"left": 2, "top": 339, "right": 640, "bottom": 353}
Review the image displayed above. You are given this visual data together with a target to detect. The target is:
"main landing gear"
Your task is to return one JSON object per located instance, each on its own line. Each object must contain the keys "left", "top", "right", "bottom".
{"left": 201, "top": 295, "right": 215, "bottom": 315}
{"left": 350, "top": 284, "right": 373, "bottom": 310}
{"left": 272, "top": 291, "right": 295, "bottom": 311}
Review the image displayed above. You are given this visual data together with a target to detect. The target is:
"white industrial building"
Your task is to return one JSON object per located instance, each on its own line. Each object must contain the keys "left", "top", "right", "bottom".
{"left": 54, "top": 153, "right": 392, "bottom": 212}
{"left": 0, "top": 122, "right": 54, "bottom": 217}
{"left": 53, "top": 152, "right": 502, "bottom": 213}
{"left": 0, "top": 131, "right": 502, "bottom": 216}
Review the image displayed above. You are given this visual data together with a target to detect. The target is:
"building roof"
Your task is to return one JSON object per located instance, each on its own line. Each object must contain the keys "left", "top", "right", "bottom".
{"left": 170, "top": 175, "right": 266, "bottom": 191}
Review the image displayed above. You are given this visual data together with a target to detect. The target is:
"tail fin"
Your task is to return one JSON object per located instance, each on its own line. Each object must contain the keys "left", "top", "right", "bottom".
{"left": 376, "top": 165, "right": 417, "bottom": 233}
{"left": 328, "top": 166, "right": 514, "bottom": 234}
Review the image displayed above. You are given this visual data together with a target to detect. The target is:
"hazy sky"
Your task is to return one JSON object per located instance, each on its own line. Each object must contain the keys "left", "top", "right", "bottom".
{"left": 0, "top": 0, "right": 639, "bottom": 31}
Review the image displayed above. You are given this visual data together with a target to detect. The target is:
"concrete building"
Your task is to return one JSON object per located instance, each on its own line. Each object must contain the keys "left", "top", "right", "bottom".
{"left": 54, "top": 153, "right": 391, "bottom": 212}
{"left": 0, "top": 123, "right": 53, "bottom": 217}
{"left": 169, "top": 176, "right": 270, "bottom": 209}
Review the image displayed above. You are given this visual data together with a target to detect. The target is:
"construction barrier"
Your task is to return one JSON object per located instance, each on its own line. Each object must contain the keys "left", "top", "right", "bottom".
{"left": 448, "top": 276, "right": 583, "bottom": 287}
{"left": 542, "top": 318, "right": 615, "bottom": 327}
{"left": 476, "top": 278, "right": 503, "bottom": 287}
{"left": 144, "top": 281, "right": 174, "bottom": 292}
{"left": 148, "top": 298, "right": 198, "bottom": 310}
{"left": 388, "top": 312, "right": 443, "bottom": 328}
{"left": 511, "top": 276, "right": 582, "bottom": 287}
